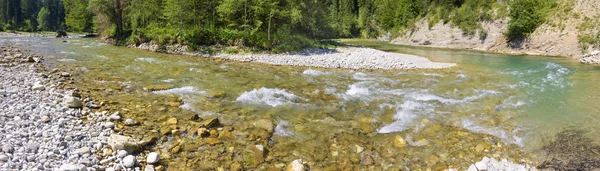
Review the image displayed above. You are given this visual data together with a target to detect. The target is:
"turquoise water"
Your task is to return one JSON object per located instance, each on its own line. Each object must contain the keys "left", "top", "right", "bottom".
{"left": 344, "top": 40, "right": 600, "bottom": 148}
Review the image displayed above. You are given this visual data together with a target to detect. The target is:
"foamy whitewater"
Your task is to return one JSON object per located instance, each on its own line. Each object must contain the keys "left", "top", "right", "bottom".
{"left": 236, "top": 87, "right": 299, "bottom": 107}
{"left": 153, "top": 87, "right": 208, "bottom": 113}
{"left": 302, "top": 69, "right": 330, "bottom": 76}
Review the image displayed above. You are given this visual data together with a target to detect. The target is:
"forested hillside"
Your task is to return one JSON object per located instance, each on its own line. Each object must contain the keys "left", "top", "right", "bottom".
{"left": 0, "top": 0, "right": 569, "bottom": 52}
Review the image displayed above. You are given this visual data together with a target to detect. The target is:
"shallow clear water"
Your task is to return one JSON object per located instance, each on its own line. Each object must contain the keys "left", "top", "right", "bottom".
{"left": 4, "top": 37, "right": 600, "bottom": 168}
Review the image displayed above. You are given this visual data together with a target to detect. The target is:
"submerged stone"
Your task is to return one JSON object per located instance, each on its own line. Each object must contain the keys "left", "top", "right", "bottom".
{"left": 393, "top": 135, "right": 407, "bottom": 148}
{"left": 252, "top": 119, "right": 274, "bottom": 133}
{"left": 203, "top": 118, "right": 220, "bottom": 128}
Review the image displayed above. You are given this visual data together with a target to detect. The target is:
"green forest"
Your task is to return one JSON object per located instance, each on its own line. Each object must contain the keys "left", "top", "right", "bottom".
{"left": 0, "top": 0, "right": 554, "bottom": 52}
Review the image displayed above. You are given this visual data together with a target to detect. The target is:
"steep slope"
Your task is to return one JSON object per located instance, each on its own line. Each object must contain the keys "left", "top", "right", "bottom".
{"left": 391, "top": 0, "right": 600, "bottom": 59}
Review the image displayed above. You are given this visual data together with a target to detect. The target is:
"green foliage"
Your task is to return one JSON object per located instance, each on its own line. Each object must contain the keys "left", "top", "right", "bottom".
{"left": 63, "top": 0, "right": 94, "bottom": 32}
{"left": 271, "top": 25, "right": 314, "bottom": 53}
{"left": 578, "top": 15, "right": 600, "bottom": 49}
{"left": 36, "top": 7, "right": 50, "bottom": 31}
{"left": 578, "top": 33, "right": 600, "bottom": 48}
{"left": 505, "top": 0, "right": 554, "bottom": 41}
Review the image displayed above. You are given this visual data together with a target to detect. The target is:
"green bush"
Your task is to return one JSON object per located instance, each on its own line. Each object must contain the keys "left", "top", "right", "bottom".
{"left": 578, "top": 32, "right": 600, "bottom": 48}
{"left": 272, "top": 26, "right": 314, "bottom": 53}
{"left": 505, "top": 0, "right": 554, "bottom": 41}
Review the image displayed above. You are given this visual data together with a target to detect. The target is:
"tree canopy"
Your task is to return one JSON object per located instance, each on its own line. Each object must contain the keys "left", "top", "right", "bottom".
{"left": 0, "top": 0, "right": 552, "bottom": 51}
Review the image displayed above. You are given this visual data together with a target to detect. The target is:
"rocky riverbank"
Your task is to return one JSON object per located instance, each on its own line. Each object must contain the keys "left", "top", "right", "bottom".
{"left": 0, "top": 44, "right": 165, "bottom": 171}
{"left": 127, "top": 41, "right": 456, "bottom": 70}
{"left": 0, "top": 32, "right": 55, "bottom": 38}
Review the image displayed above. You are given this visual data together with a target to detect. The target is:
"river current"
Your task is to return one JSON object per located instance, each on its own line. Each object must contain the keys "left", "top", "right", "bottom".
{"left": 3, "top": 37, "right": 599, "bottom": 169}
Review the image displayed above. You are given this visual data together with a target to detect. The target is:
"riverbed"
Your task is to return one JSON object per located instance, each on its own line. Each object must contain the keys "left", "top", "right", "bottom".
{"left": 2, "top": 37, "right": 599, "bottom": 170}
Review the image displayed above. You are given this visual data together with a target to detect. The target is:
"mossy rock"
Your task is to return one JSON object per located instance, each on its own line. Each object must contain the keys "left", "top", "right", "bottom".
{"left": 144, "top": 84, "right": 174, "bottom": 91}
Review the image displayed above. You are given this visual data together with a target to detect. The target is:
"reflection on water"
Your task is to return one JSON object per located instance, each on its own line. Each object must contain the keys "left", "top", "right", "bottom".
{"left": 3, "top": 37, "right": 600, "bottom": 168}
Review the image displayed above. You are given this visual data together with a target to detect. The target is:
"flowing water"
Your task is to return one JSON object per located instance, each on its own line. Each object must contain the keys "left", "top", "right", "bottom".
{"left": 3, "top": 37, "right": 600, "bottom": 169}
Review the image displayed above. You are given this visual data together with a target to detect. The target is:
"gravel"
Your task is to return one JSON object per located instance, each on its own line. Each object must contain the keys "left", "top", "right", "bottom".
{"left": 217, "top": 47, "right": 456, "bottom": 70}
{"left": 0, "top": 44, "right": 162, "bottom": 171}
{"left": 0, "top": 63, "right": 110, "bottom": 170}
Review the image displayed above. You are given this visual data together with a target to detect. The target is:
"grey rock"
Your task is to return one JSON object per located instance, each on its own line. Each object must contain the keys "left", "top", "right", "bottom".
{"left": 60, "top": 72, "right": 71, "bottom": 77}
{"left": 124, "top": 119, "right": 139, "bottom": 126}
{"left": 108, "top": 113, "right": 121, "bottom": 121}
{"left": 144, "top": 165, "right": 154, "bottom": 171}
{"left": 146, "top": 152, "right": 159, "bottom": 164}
{"left": 116, "top": 150, "right": 128, "bottom": 158}
{"left": 2, "top": 144, "right": 13, "bottom": 153}
{"left": 65, "top": 96, "right": 83, "bottom": 108}
{"left": 40, "top": 115, "right": 51, "bottom": 123}
{"left": 32, "top": 84, "right": 45, "bottom": 91}
{"left": 104, "top": 122, "right": 115, "bottom": 128}
{"left": 75, "top": 147, "right": 91, "bottom": 155}
{"left": 123, "top": 155, "right": 136, "bottom": 168}
{"left": 108, "top": 134, "right": 140, "bottom": 153}
{"left": 0, "top": 154, "right": 8, "bottom": 162}
{"left": 58, "top": 164, "right": 80, "bottom": 171}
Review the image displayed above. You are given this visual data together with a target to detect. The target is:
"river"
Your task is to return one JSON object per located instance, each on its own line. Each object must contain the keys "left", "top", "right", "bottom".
{"left": 3, "top": 37, "right": 599, "bottom": 170}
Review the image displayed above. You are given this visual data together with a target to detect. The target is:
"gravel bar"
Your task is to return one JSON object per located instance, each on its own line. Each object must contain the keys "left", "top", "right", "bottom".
{"left": 216, "top": 47, "right": 456, "bottom": 70}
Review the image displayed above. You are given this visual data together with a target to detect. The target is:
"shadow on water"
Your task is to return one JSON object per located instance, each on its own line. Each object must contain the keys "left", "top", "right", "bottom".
{"left": 537, "top": 128, "right": 600, "bottom": 170}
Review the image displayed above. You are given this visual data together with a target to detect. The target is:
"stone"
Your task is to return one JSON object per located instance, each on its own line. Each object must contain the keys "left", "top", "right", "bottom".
{"left": 102, "top": 148, "right": 113, "bottom": 156}
{"left": 124, "top": 119, "right": 139, "bottom": 126}
{"left": 159, "top": 127, "right": 171, "bottom": 135}
{"left": 205, "top": 138, "right": 221, "bottom": 145}
{"left": 203, "top": 118, "right": 220, "bottom": 128}
{"left": 2, "top": 144, "right": 13, "bottom": 153}
{"left": 60, "top": 72, "right": 71, "bottom": 77}
{"left": 65, "top": 96, "right": 83, "bottom": 108}
{"left": 32, "top": 84, "right": 45, "bottom": 91}
{"left": 252, "top": 119, "right": 274, "bottom": 133}
{"left": 146, "top": 152, "right": 159, "bottom": 164}
{"left": 108, "top": 113, "right": 121, "bottom": 121}
{"left": 0, "top": 154, "right": 8, "bottom": 162}
{"left": 171, "top": 146, "right": 181, "bottom": 153}
{"left": 209, "top": 129, "right": 218, "bottom": 137}
{"left": 475, "top": 161, "right": 488, "bottom": 170}
{"left": 123, "top": 155, "right": 136, "bottom": 168}
{"left": 244, "top": 145, "right": 267, "bottom": 166}
{"left": 355, "top": 145, "right": 365, "bottom": 153}
{"left": 75, "top": 147, "right": 91, "bottom": 155}
{"left": 117, "top": 150, "right": 128, "bottom": 158}
{"left": 197, "top": 128, "right": 208, "bottom": 137}
{"left": 230, "top": 162, "right": 243, "bottom": 171}
{"left": 144, "top": 165, "right": 155, "bottom": 171}
{"left": 393, "top": 135, "right": 407, "bottom": 148}
{"left": 108, "top": 134, "right": 141, "bottom": 153}
{"left": 360, "top": 153, "right": 375, "bottom": 166}
{"left": 467, "top": 164, "right": 478, "bottom": 171}
{"left": 58, "top": 164, "right": 80, "bottom": 171}
{"left": 104, "top": 122, "right": 115, "bottom": 128}
{"left": 71, "top": 90, "right": 81, "bottom": 98}
{"left": 413, "top": 139, "right": 429, "bottom": 147}
{"left": 155, "top": 165, "right": 164, "bottom": 171}
{"left": 40, "top": 115, "right": 51, "bottom": 123}
{"left": 286, "top": 159, "right": 307, "bottom": 171}
{"left": 139, "top": 136, "right": 158, "bottom": 147}
{"left": 166, "top": 118, "right": 178, "bottom": 125}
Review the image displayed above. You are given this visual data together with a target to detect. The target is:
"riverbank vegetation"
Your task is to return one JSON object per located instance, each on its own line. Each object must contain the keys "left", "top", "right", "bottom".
{"left": 0, "top": 0, "right": 560, "bottom": 52}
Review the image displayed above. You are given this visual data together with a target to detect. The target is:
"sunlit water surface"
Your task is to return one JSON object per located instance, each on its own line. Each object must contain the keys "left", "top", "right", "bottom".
{"left": 3, "top": 37, "right": 600, "bottom": 168}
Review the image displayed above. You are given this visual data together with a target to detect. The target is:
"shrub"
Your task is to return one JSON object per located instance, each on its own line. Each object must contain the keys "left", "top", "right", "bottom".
{"left": 272, "top": 26, "right": 314, "bottom": 53}
{"left": 505, "top": 0, "right": 554, "bottom": 41}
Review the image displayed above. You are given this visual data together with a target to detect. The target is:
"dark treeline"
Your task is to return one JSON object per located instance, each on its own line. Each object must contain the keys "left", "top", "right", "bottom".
{"left": 0, "top": 0, "right": 553, "bottom": 52}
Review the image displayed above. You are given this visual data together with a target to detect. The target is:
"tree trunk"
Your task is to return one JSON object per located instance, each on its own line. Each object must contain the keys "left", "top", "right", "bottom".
{"left": 267, "top": 15, "right": 271, "bottom": 41}
{"left": 115, "top": 0, "right": 123, "bottom": 38}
